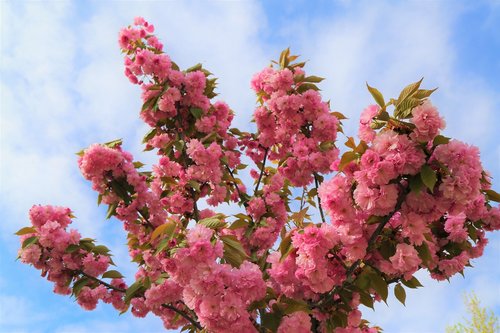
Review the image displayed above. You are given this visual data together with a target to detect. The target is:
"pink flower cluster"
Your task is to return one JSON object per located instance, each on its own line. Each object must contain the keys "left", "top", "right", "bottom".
{"left": 18, "top": 205, "right": 127, "bottom": 312}
{"left": 268, "top": 224, "right": 344, "bottom": 298}
{"left": 249, "top": 65, "right": 339, "bottom": 186}
{"left": 239, "top": 172, "right": 288, "bottom": 252}
{"left": 320, "top": 105, "right": 500, "bottom": 285}
{"left": 119, "top": 17, "right": 242, "bottom": 209}
{"left": 78, "top": 143, "right": 167, "bottom": 231}
{"left": 159, "top": 225, "right": 266, "bottom": 333}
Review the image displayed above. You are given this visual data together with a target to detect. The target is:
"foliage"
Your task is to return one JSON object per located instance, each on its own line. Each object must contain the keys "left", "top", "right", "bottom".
{"left": 446, "top": 293, "right": 499, "bottom": 333}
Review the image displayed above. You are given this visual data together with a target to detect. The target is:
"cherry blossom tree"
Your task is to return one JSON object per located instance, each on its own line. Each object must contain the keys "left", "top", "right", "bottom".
{"left": 16, "top": 17, "right": 500, "bottom": 333}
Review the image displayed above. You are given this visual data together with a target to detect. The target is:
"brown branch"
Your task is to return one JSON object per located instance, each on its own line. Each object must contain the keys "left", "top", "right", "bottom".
{"left": 254, "top": 148, "right": 269, "bottom": 195}
{"left": 78, "top": 271, "right": 126, "bottom": 293}
{"left": 77, "top": 271, "right": 202, "bottom": 330}
{"left": 224, "top": 163, "right": 248, "bottom": 207}
{"left": 313, "top": 173, "right": 326, "bottom": 224}
{"left": 162, "top": 304, "right": 202, "bottom": 331}
{"left": 318, "top": 186, "right": 407, "bottom": 308}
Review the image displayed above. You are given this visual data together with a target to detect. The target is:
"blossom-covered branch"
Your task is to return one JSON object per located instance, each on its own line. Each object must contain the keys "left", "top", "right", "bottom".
{"left": 17, "top": 17, "right": 500, "bottom": 333}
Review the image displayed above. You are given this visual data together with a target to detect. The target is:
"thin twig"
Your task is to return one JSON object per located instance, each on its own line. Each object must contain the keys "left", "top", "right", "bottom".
{"left": 313, "top": 173, "right": 326, "bottom": 223}
{"left": 78, "top": 271, "right": 202, "bottom": 330}
{"left": 162, "top": 304, "right": 203, "bottom": 331}
{"left": 78, "top": 270, "right": 126, "bottom": 293}
{"left": 224, "top": 163, "right": 248, "bottom": 207}
{"left": 254, "top": 148, "right": 269, "bottom": 195}
{"left": 136, "top": 209, "right": 155, "bottom": 229}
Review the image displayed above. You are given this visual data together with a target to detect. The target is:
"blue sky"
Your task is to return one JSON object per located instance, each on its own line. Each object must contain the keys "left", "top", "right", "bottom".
{"left": 1, "top": 1, "right": 499, "bottom": 332}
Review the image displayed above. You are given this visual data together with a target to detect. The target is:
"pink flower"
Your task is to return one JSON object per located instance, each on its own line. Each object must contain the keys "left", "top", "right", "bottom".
{"left": 358, "top": 105, "right": 380, "bottom": 142}
{"left": 390, "top": 244, "right": 422, "bottom": 280}
{"left": 411, "top": 101, "right": 445, "bottom": 142}
{"left": 278, "top": 311, "right": 311, "bottom": 333}
{"left": 444, "top": 213, "right": 468, "bottom": 242}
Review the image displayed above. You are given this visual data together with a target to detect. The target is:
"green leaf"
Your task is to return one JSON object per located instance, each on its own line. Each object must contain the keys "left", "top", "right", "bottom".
{"left": 185, "top": 63, "right": 202, "bottom": 73}
{"left": 151, "top": 221, "right": 176, "bottom": 241}
{"left": 395, "top": 97, "right": 421, "bottom": 118}
{"left": 366, "top": 83, "right": 385, "bottom": 107}
{"left": 397, "top": 78, "right": 423, "bottom": 105}
{"left": 303, "top": 75, "right": 324, "bottom": 83}
{"left": 281, "top": 298, "right": 310, "bottom": 315}
{"left": 331, "top": 312, "right": 348, "bottom": 328}
{"left": 261, "top": 312, "right": 282, "bottom": 332}
{"left": 65, "top": 244, "right": 80, "bottom": 254}
{"left": 413, "top": 88, "right": 437, "bottom": 99}
{"left": 124, "top": 280, "right": 143, "bottom": 303}
{"left": 409, "top": 174, "right": 424, "bottom": 193}
{"left": 142, "top": 128, "right": 158, "bottom": 143}
{"left": 198, "top": 217, "right": 227, "bottom": 229}
{"left": 296, "top": 83, "right": 320, "bottom": 93}
{"left": 358, "top": 291, "right": 374, "bottom": 309}
{"left": 235, "top": 163, "right": 248, "bottom": 170}
{"left": 338, "top": 151, "right": 358, "bottom": 171}
{"left": 221, "top": 235, "right": 248, "bottom": 267}
{"left": 103, "top": 138, "right": 123, "bottom": 149}
{"left": 331, "top": 111, "right": 347, "bottom": 120}
{"left": 366, "top": 215, "right": 382, "bottom": 225}
{"left": 105, "top": 202, "right": 118, "bottom": 219}
{"left": 72, "top": 277, "right": 89, "bottom": 296}
{"left": 102, "top": 270, "right": 124, "bottom": 279}
{"left": 133, "top": 161, "right": 145, "bottom": 169}
{"left": 394, "top": 283, "right": 406, "bottom": 305}
{"left": 79, "top": 239, "right": 94, "bottom": 251}
{"left": 279, "top": 233, "right": 293, "bottom": 260}
{"left": 355, "top": 271, "right": 370, "bottom": 290}
{"left": 433, "top": 135, "right": 450, "bottom": 146}
{"left": 15, "top": 226, "right": 36, "bottom": 236}
{"left": 420, "top": 165, "right": 437, "bottom": 191}
{"left": 22, "top": 236, "right": 38, "bottom": 249}
{"left": 401, "top": 276, "right": 423, "bottom": 289}
{"left": 345, "top": 137, "right": 357, "bottom": 149}
{"left": 370, "top": 272, "right": 388, "bottom": 302}
{"left": 141, "top": 96, "right": 157, "bottom": 112}
{"left": 228, "top": 219, "right": 247, "bottom": 230}
{"left": 188, "top": 180, "right": 201, "bottom": 192}
{"left": 416, "top": 242, "right": 432, "bottom": 266}
{"left": 377, "top": 110, "right": 390, "bottom": 121}
{"left": 378, "top": 240, "right": 396, "bottom": 260}
{"left": 484, "top": 189, "right": 500, "bottom": 203}
{"left": 190, "top": 107, "right": 203, "bottom": 119}
{"left": 93, "top": 245, "right": 111, "bottom": 255}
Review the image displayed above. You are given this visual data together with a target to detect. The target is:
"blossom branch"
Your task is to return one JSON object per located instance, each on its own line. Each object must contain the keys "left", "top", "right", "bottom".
{"left": 254, "top": 147, "right": 269, "bottom": 195}
{"left": 318, "top": 186, "right": 407, "bottom": 309}
{"left": 224, "top": 163, "right": 248, "bottom": 207}
{"left": 162, "top": 304, "right": 203, "bottom": 331}
{"left": 77, "top": 270, "right": 126, "bottom": 293}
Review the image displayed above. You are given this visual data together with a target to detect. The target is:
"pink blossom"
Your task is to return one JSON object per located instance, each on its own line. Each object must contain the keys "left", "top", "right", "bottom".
{"left": 278, "top": 311, "right": 311, "bottom": 333}
{"left": 411, "top": 101, "right": 445, "bottom": 142}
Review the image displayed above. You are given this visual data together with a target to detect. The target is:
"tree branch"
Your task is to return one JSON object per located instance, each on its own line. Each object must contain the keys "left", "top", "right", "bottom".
{"left": 78, "top": 270, "right": 126, "bottom": 293}
{"left": 162, "top": 304, "right": 202, "bottom": 331}
{"left": 313, "top": 173, "right": 326, "bottom": 224}
{"left": 224, "top": 163, "right": 248, "bottom": 207}
{"left": 77, "top": 271, "right": 203, "bottom": 331}
{"left": 254, "top": 148, "right": 269, "bottom": 195}
{"left": 318, "top": 186, "right": 407, "bottom": 308}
